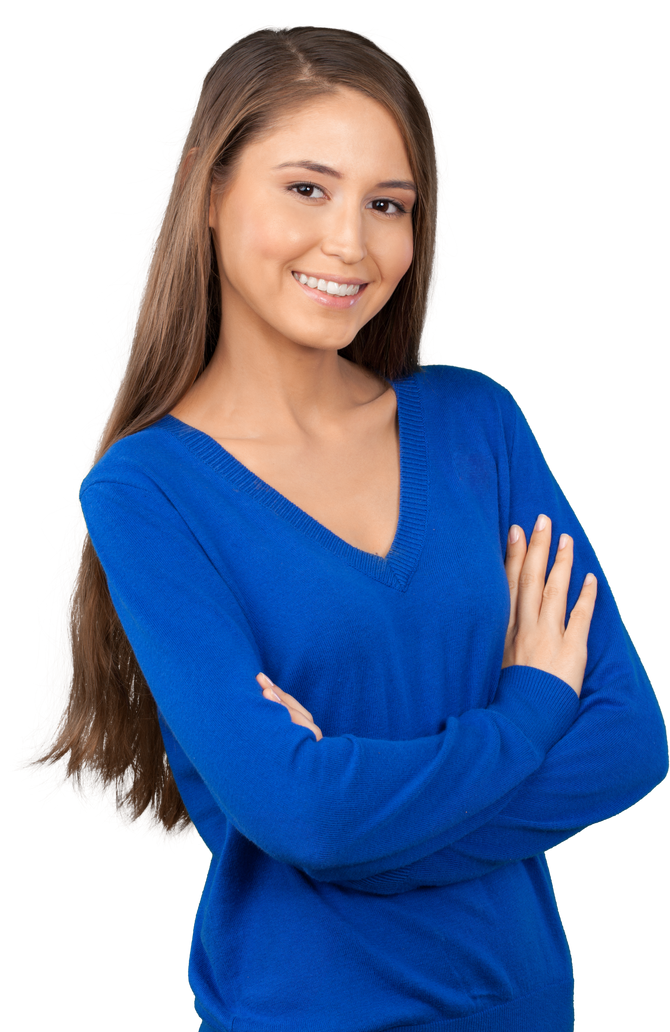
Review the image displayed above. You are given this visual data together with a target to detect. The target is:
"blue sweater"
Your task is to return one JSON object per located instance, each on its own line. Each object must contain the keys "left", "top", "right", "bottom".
{"left": 80, "top": 365, "right": 667, "bottom": 1032}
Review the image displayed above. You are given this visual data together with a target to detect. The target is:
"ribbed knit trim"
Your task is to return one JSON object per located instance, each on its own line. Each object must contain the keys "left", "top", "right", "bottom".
{"left": 156, "top": 374, "right": 428, "bottom": 592}
{"left": 491, "top": 665, "right": 581, "bottom": 754}
{"left": 193, "top": 978, "right": 573, "bottom": 1032}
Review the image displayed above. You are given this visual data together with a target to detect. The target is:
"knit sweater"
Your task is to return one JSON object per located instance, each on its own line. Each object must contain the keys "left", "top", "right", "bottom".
{"left": 80, "top": 364, "right": 667, "bottom": 1032}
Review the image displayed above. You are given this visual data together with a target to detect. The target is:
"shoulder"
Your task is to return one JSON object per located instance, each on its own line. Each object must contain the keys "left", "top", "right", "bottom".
{"left": 79, "top": 418, "right": 183, "bottom": 500}
{"left": 406, "top": 365, "right": 536, "bottom": 464}
{"left": 409, "top": 364, "right": 521, "bottom": 432}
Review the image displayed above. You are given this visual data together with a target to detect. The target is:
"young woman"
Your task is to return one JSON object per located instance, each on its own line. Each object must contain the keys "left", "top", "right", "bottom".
{"left": 43, "top": 26, "right": 667, "bottom": 1032}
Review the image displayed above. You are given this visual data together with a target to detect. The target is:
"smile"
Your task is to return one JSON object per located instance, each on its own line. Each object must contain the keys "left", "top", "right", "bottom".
{"left": 292, "top": 272, "right": 362, "bottom": 297}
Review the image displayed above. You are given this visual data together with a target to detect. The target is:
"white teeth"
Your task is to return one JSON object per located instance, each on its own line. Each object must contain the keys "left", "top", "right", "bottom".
{"left": 293, "top": 272, "right": 362, "bottom": 297}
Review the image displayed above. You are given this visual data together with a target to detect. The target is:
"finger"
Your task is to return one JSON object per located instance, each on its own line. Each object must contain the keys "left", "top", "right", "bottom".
{"left": 504, "top": 524, "right": 527, "bottom": 630}
{"left": 267, "top": 687, "right": 314, "bottom": 722}
{"left": 257, "top": 674, "right": 321, "bottom": 737}
{"left": 291, "top": 710, "right": 322, "bottom": 743}
{"left": 505, "top": 525, "right": 527, "bottom": 577}
{"left": 516, "top": 514, "right": 552, "bottom": 626}
{"left": 256, "top": 668, "right": 297, "bottom": 710}
{"left": 257, "top": 672, "right": 286, "bottom": 706}
{"left": 277, "top": 702, "right": 324, "bottom": 742}
{"left": 537, "top": 532, "right": 574, "bottom": 629}
{"left": 564, "top": 572, "right": 598, "bottom": 644}
{"left": 257, "top": 674, "right": 314, "bottom": 720}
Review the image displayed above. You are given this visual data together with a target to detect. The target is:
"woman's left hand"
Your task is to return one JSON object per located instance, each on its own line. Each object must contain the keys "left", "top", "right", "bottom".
{"left": 256, "top": 672, "right": 324, "bottom": 740}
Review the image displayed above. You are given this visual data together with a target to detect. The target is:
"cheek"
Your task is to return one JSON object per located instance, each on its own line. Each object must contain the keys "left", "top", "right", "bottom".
{"left": 258, "top": 214, "right": 312, "bottom": 264}
{"left": 376, "top": 228, "right": 414, "bottom": 287}
{"left": 224, "top": 213, "right": 272, "bottom": 270}
{"left": 220, "top": 191, "right": 291, "bottom": 266}
{"left": 396, "top": 233, "right": 414, "bottom": 278}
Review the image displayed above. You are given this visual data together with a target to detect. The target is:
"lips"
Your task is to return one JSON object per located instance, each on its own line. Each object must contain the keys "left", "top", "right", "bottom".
{"left": 291, "top": 270, "right": 368, "bottom": 309}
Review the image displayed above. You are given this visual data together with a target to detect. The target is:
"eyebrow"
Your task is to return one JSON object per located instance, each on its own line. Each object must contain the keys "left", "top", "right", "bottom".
{"left": 272, "top": 160, "right": 417, "bottom": 194}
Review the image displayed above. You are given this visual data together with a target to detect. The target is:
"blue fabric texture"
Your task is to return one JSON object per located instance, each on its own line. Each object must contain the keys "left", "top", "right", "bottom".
{"left": 80, "top": 365, "right": 667, "bottom": 1032}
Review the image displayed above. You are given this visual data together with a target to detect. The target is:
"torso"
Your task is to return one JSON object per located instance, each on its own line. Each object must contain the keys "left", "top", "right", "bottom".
{"left": 170, "top": 366, "right": 400, "bottom": 558}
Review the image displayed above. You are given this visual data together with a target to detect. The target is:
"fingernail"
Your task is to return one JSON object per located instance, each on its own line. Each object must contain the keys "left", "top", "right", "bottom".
{"left": 259, "top": 671, "right": 275, "bottom": 686}
{"left": 558, "top": 533, "right": 569, "bottom": 550}
{"left": 266, "top": 688, "right": 281, "bottom": 702}
{"left": 584, "top": 573, "right": 595, "bottom": 585}
{"left": 535, "top": 514, "right": 547, "bottom": 532}
{"left": 509, "top": 525, "right": 520, "bottom": 544}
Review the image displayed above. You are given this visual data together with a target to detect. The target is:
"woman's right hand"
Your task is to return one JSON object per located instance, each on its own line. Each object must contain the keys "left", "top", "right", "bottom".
{"left": 256, "top": 672, "right": 324, "bottom": 740}
{"left": 502, "top": 515, "right": 598, "bottom": 697}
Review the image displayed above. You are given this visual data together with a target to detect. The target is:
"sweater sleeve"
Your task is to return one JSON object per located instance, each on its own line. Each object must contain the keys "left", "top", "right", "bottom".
{"left": 341, "top": 652, "right": 667, "bottom": 893}
{"left": 80, "top": 460, "right": 581, "bottom": 879}
{"left": 332, "top": 392, "right": 668, "bottom": 893}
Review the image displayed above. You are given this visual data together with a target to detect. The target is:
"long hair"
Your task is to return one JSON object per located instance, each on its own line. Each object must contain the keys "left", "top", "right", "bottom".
{"left": 39, "top": 26, "right": 438, "bottom": 830}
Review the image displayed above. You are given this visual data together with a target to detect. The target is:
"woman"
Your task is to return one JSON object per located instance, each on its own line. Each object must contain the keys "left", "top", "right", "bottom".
{"left": 43, "top": 26, "right": 667, "bottom": 1032}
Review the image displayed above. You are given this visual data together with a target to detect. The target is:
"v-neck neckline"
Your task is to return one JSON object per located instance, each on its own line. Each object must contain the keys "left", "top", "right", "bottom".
{"left": 156, "top": 373, "right": 428, "bottom": 591}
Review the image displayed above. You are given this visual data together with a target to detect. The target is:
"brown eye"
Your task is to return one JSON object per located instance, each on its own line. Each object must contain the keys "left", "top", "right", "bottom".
{"left": 291, "top": 183, "right": 326, "bottom": 199}
{"left": 367, "top": 198, "right": 406, "bottom": 215}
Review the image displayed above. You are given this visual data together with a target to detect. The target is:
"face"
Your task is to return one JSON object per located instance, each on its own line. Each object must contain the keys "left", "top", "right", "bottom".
{"left": 209, "top": 89, "right": 416, "bottom": 354}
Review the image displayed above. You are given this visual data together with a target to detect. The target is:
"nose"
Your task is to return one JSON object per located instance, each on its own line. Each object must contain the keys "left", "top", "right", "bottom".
{"left": 320, "top": 201, "right": 367, "bottom": 265}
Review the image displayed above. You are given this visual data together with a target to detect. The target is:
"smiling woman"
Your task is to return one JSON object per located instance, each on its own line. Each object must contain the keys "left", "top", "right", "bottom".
{"left": 170, "top": 87, "right": 418, "bottom": 556}
{"left": 201, "top": 90, "right": 415, "bottom": 353}
{"left": 42, "top": 22, "right": 442, "bottom": 787}
{"left": 40, "top": 24, "right": 666, "bottom": 1032}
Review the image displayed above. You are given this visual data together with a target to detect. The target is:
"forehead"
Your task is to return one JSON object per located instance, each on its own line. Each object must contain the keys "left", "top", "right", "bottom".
{"left": 241, "top": 89, "right": 412, "bottom": 177}
{"left": 272, "top": 88, "right": 401, "bottom": 136}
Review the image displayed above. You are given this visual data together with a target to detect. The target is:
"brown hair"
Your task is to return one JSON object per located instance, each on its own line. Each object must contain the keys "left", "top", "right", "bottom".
{"left": 39, "top": 26, "right": 438, "bottom": 829}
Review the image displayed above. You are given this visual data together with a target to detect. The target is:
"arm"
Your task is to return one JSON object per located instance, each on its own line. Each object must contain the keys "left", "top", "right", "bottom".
{"left": 344, "top": 667, "right": 665, "bottom": 893}
{"left": 80, "top": 463, "right": 582, "bottom": 879}
{"left": 332, "top": 394, "right": 668, "bottom": 893}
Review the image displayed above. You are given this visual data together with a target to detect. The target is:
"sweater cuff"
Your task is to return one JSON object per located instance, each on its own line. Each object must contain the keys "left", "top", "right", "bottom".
{"left": 490, "top": 665, "right": 580, "bottom": 755}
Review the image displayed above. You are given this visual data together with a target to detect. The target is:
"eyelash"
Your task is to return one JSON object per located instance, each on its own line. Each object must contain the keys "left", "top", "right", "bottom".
{"left": 288, "top": 182, "right": 409, "bottom": 217}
